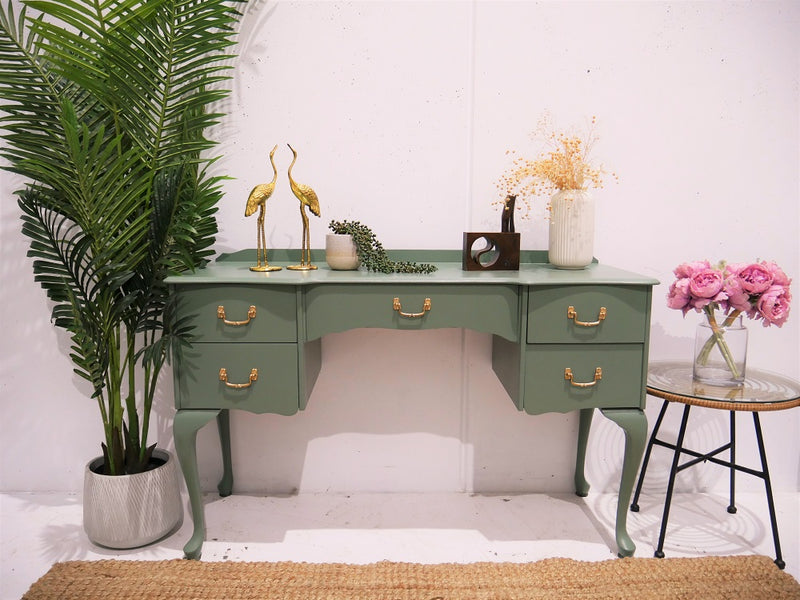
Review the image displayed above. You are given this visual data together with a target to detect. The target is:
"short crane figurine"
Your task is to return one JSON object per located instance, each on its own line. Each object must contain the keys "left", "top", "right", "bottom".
{"left": 244, "top": 144, "right": 281, "bottom": 272}
{"left": 286, "top": 144, "right": 321, "bottom": 270}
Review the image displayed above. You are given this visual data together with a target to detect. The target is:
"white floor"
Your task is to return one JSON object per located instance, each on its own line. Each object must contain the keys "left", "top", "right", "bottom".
{"left": 2, "top": 491, "right": 798, "bottom": 600}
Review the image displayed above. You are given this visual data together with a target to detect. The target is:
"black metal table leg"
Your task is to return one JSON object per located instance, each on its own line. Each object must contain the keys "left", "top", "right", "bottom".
{"left": 727, "top": 410, "right": 737, "bottom": 514}
{"left": 753, "top": 412, "right": 785, "bottom": 570}
{"left": 631, "top": 399, "right": 670, "bottom": 512}
{"left": 654, "top": 403, "right": 692, "bottom": 559}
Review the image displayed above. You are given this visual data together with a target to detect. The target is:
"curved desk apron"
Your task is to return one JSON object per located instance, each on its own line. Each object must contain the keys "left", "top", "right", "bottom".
{"left": 632, "top": 360, "right": 800, "bottom": 569}
{"left": 167, "top": 249, "right": 658, "bottom": 560}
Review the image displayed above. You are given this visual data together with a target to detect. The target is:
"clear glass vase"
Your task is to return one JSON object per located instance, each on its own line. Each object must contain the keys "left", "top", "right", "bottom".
{"left": 693, "top": 315, "right": 748, "bottom": 386}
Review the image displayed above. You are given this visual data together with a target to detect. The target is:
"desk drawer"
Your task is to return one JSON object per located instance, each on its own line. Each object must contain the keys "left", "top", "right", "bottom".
{"left": 305, "top": 284, "right": 519, "bottom": 340}
{"left": 527, "top": 285, "right": 648, "bottom": 344}
{"left": 176, "top": 284, "right": 297, "bottom": 342}
{"left": 523, "top": 344, "right": 644, "bottom": 414}
{"left": 176, "top": 342, "right": 299, "bottom": 414}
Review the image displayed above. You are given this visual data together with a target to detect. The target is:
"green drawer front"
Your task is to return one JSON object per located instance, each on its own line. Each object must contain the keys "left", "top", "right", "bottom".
{"left": 176, "top": 284, "right": 297, "bottom": 342}
{"left": 527, "top": 285, "right": 648, "bottom": 344}
{"left": 523, "top": 344, "right": 644, "bottom": 414}
{"left": 176, "top": 343, "right": 299, "bottom": 414}
{"left": 305, "top": 284, "right": 519, "bottom": 340}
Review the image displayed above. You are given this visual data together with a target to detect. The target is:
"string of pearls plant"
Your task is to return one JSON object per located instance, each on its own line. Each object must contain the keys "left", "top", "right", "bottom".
{"left": 328, "top": 220, "right": 437, "bottom": 274}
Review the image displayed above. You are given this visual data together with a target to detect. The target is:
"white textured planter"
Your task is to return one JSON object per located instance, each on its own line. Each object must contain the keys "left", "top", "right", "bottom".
{"left": 548, "top": 189, "right": 595, "bottom": 269}
{"left": 325, "top": 233, "right": 360, "bottom": 270}
{"left": 83, "top": 448, "right": 183, "bottom": 549}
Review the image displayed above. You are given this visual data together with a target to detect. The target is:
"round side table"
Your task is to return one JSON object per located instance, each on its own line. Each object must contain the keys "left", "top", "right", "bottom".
{"left": 630, "top": 360, "right": 800, "bottom": 569}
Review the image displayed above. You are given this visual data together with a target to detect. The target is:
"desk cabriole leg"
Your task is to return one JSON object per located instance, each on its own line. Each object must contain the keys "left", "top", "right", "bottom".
{"left": 600, "top": 408, "right": 647, "bottom": 558}
{"left": 174, "top": 409, "right": 221, "bottom": 560}
{"left": 217, "top": 409, "right": 233, "bottom": 497}
{"left": 574, "top": 408, "right": 594, "bottom": 497}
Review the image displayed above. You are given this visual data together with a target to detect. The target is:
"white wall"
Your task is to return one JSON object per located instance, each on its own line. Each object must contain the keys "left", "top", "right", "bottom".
{"left": 1, "top": 0, "right": 798, "bottom": 498}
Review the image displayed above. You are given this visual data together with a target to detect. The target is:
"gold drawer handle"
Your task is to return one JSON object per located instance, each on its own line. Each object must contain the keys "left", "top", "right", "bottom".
{"left": 564, "top": 367, "right": 603, "bottom": 388}
{"left": 567, "top": 305, "right": 607, "bottom": 327}
{"left": 393, "top": 297, "right": 431, "bottom": 318}
{"left": 217, "top": 305, "right": 256, "bottom": 326}
{"left": 219, "top": 367, "right": 258, "bottom": 389}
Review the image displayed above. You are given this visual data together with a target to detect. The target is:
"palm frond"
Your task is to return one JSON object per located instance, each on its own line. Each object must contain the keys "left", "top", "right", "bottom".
{"left": 0, "top": 0, "right": 242, "bottom": 475}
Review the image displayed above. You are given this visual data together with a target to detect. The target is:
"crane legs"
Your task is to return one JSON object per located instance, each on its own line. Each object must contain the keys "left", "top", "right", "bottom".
{"left": 288, "top": 205, "right": 317, "bottom": 270}
{"left": 249, "top": 206, "right": 281, "bottom": 272}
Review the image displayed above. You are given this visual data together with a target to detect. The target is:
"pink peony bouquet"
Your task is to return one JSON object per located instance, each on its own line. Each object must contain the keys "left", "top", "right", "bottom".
{"left": 667, "top": 260, "right": 792, "bottom": 327}
{"left": 667, "top": 259, "right": 792, "bottom": 382}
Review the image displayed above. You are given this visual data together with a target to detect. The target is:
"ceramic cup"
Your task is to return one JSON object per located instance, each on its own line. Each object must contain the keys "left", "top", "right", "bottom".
{"left": 325, "top": 233, "right": 360, "bottom": 270}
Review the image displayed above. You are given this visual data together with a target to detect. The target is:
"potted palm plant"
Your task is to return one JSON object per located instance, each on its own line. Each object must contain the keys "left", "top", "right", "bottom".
{"left": 0, "top": 0, "right": 243, "bottom": 547}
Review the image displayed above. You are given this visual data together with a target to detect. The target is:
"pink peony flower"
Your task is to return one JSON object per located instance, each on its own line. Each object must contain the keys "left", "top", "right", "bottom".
{"left": 762, "top": 261, "right": 792, "bottom": 287}
{"left": 733, "top": 263, "right": 774, "bottom": 295}
{"left": 674, "top": 260, "right": 712, "bottom": 280}
{"left": 688, "top": 268, "right": 725, "bottom": 311}
{"left": 723, "top": 276, "right": 752, "bottom": 313}
{"left": 666, "top": 278, "right": 691, "bottom": 313}
{"left": 756, "top": 285, "right": 792, "bottom": 327}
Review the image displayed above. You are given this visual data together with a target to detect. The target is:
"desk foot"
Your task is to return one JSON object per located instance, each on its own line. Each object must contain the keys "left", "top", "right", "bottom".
{"left": 182, "top": 530, "right": 205, "bottom": 560}
{"left": 616, "top": 532, "right": 636, "bottom": 558}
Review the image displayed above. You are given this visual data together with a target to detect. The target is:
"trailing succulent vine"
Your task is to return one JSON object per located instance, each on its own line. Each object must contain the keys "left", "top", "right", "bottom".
{"left": 328, "top": 220, "right": 437, "bottom": 274}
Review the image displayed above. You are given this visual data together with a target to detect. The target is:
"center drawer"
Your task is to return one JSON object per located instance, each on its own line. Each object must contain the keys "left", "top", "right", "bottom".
{"left": 304, "top": 284, "right": 520, "bottom": 340}
{"left": 528, "top": 284, "right": 649, "bottom": 344}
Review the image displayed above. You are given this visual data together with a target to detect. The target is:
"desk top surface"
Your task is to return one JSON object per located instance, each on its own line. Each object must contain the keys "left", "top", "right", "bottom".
{"left": 647, "top": 361, "right": 800, "bottom": 411}
{"left": 167, "top": 249, "right": 659, "bottom": 286}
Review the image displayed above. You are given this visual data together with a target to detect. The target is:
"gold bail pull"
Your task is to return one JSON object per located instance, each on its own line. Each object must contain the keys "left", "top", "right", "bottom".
{"left": 393, "top": 297, "right": 432, "bottom": 318}
{"left": 217, "top": 305, "right": 256, "bottom": 326}
{"left": 219, "top": 367, "right": 258, "bottom": 389}
{"left": 564, "top": 367, "right": 603, "bottom": 388}
{"left": 567, "top": 306, "right": 607, "bottom": 327}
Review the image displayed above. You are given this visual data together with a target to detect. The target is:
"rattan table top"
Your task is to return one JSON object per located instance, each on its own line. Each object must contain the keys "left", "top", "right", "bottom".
{"left": 647, "top": 361, "right": 800, "bottom": 412}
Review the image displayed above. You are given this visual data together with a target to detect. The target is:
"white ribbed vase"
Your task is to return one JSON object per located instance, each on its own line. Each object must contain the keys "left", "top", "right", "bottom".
{"left": 548, "top": 189, "right": 595, "bottom": 269}
{"left": 83, "top": 449, "right": 183, "bottom": 549}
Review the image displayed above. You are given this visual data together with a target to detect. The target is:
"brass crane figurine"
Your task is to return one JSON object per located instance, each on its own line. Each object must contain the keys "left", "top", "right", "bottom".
{"left": 286, "top": 144, "right": 321, "bottom": 270}
{"left": 245, "top": 144, "right": 282, "bottom": 272}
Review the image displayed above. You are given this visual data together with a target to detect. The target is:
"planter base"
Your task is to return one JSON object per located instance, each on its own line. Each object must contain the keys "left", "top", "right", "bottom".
{"left": 83, "top": 449, "right": 183, "bottom": 549}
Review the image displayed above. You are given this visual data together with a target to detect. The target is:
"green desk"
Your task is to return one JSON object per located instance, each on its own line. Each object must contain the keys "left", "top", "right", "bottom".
{"left": 167, "top": 249, "right": 658, "bottom": 559}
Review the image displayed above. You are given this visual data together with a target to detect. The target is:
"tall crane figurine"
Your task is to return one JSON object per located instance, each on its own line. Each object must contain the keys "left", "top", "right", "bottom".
{"left": 286, "top": 144, "right": 321, "bottom": 271}
{"left": 244, "top": 145, "right": 282, "bottom": 272}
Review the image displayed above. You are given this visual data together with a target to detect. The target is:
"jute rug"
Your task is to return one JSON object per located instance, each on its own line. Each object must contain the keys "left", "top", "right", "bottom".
{"left": 22, "top": 555, "right": 800, "bottom": 600}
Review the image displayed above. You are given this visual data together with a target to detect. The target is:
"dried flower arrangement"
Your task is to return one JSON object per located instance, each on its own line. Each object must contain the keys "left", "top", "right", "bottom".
{"left": 495, "top": 116, "right": 616, "bottom": 218}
